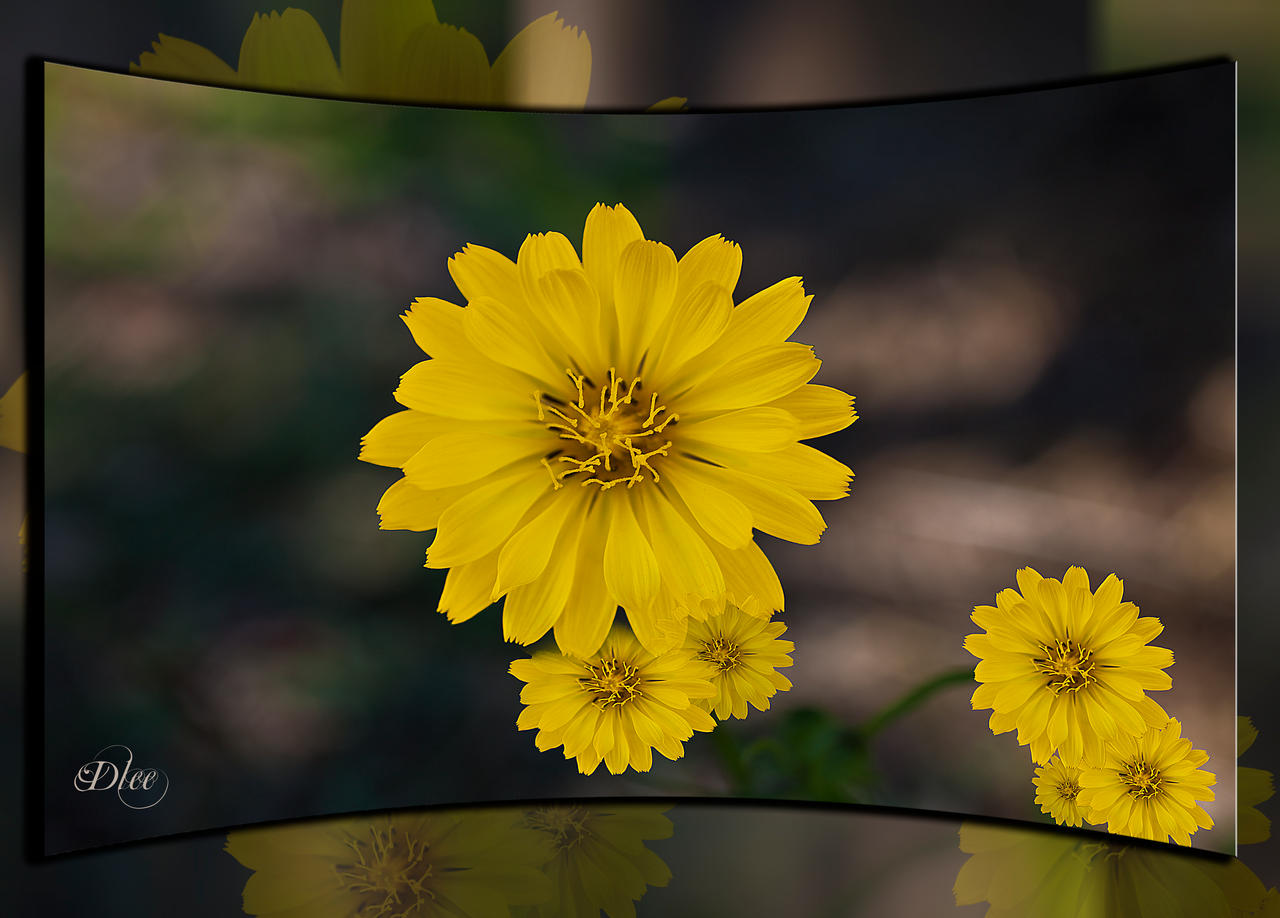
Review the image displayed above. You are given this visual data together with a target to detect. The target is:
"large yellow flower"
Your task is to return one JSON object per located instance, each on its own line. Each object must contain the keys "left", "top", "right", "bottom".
{"left": 510, "top": 624, "right": 716, "bottom": 775}
{"left": 131, "top": 0, "right": 593, "bottom": 109}
{"left": 362, "top": 203, "right": 856, "bottom": 657}
{"left": 683, "top": 603, "right": 793, "bottom": 720}
{"left": 516, "top": 804, "right": 672, "bottom": 918}
{"left": 965, "top": 566, "right": 1173, "bottom": 766}
{"left": 955, "top": 822, "right": 1271, "bottom": 918}
{"left": 225, "top": 809, "right": 551, "bottom": 917}
{"left": 1239, "top": 715, "right": 1274, "bottom": 845}
{"left": 1076, "top": 716, "right": 1216, "bottom": 846}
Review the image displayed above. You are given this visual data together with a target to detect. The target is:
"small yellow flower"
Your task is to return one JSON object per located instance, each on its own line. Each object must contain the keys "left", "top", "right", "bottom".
{"left": 955, "top": 822, "right": 1271, "bottom": 918}
{"left": 965, "top": 566, "right": 1173, "bottom": 765}
{"left": 131, "top": 0, "right": 592, "bottom": 109}
{"left": 1032, "top": 754, "right": 1092, "bottom": 829}
{"left": 1077, "top": 716, "right": 1215, "bottom": 846}
{"left": 510, "top": 625, "right": 716, "bottom": 775}
{"left": 362, "top": 203, "right": 856, "bottom": 658}
{"left": 1239, "top": 715, "right": 1274, "bottom": 845}
{"left": 683, "top": 604, "right": 793, "bottom": 720}
{"left": 518, "top": 804, "right": 672, "bottom": 918}
{"left": 225, "top": 809, "right": 551, "bottom": 917}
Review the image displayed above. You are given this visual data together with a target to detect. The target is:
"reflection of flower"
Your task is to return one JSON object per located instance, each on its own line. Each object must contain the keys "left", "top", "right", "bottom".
{"left": 226, "top": 809, "right": 551, "bottom": 916}
{"left": 518, "top": 805, "right": 672, "bottom": 918}
{"left": 965, "top": 566, "right": 1172, "bottom": 765}
{"left": 1239, "top": 716, "right": 1274, "bottom": 845}
{"left": 1076, "top": 716, "right": 1215, "bottom": 846}
{"left": 0, "top": 372, "right": 26, "bottom": 570}
{"left": 510, "top": 624, "right": 716, "bottom": 774}
{"left": 955, "top": 822, "right": 1271, "bottom": 918}
{"left": 362, "top": 203, "right": 856, "bottom": 657}
{"left": 132, "top": 0, "right": 592, "bottom": 109}
{"left": 683, "top": 604, "right": 793, "bottom": 720}
{"left": 1032, "top": 754, "right": 1092, "bottom": 828}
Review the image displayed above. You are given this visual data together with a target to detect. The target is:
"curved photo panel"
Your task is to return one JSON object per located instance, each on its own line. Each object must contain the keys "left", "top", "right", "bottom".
{"left": 39, "top": 59, "right": 1233, "bottom": 852}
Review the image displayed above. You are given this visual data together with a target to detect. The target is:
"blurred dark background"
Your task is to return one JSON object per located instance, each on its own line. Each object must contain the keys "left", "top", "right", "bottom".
{"left": 39, "top": 60, "right": 1232, "bottom": 852}
{"left": 0, "top": 0, "right": 1274, "bottom": 913}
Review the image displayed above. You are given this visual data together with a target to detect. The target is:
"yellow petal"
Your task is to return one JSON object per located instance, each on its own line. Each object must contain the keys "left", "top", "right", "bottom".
{"left": 448, "top": 243, "right": 524, "bottom": 308}
{"left": 530, "top": 268, "right": 603, "bottom": 372}
{"left": 707, "top": 537, "right": 785, "bottom": 615}
{"left": 438, "top": 548, "right": 501, "bottom": 623}
{"left": 674, "top": 342, "right": 820, "bottom": 415}
{"left": 394, "top": 359, "right": 531, "bottom": 419}
{"left": 663, "top": 463, "right": 754, "bottom": 549}
{"left": 639, "top": 489, "right": 724, "bottom": 619}
{"left": 681, "top": 407, "right": 799, "bottom": 453}
{"left": 614, "top": 239, "right": 678, "bottom": 374}
{"left": 376, "top": 477, "right": 471, "bottom": 531}
{"left": 401, "top": 296, "right": 475, "bottom": 360}
{"left": 602, "top": 493, "right": 661, "bottom": 630}
{"left": 402, "top": 431, "right": 545, "bottom": 489}
{"left": 647, "top": 96, "right": 688, "bottom": 111}
{"left": 237, "top": 10, "right": 343, "bottom": 96}
{"left": 648, "top": 281, "right": 733, "bottom": 383}
{"left": 426, "top": 469, "right": 548, "bottom": 567}
{"left": 582, "top": 203, "right": 644, "bottom": 315}
{"left": 394, "top": 22, "right": 492, "bottom": 105}
{"left": 502, "top": 513, "right": 585, "bottom": 644}
{"left": 554, "top": 506, "right": 617, "bottom": 658}
{"left": 130, "top": 34, "right": 238, "bottom": 84}
{"left": 704, "top": 443, "right": 852, "bottom": 500}
{"left": 494, "top": 490, "right": 581, "bottom": 597}
{"left": 764, "top": 384, "right": 857, "bottom": 439}
{"left": 339, "top": 0, "right": 439, "bottom": 97}
{"left": 676, "top": 234, "right": 742, "bottom": 303}
{"left": 710, "top": 466, "right": 826, "bottom": 544}
{"left": 463, "top": 295, "right": 564, "bottom": 382}
{"left": 491, "top": 12, "right": 591, "bottom": 109}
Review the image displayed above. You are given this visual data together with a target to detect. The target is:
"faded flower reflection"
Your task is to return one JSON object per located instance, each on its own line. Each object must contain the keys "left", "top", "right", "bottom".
{"left": 1239, "top": 716, "right": 1274, "bottom": 845}
{"left": 516, "top": 805, "right": 673, "bottom": 918}
{"left": 954, "top": 822, "right": 1272, "bottom": 918}
{"left": 227, "top": 804, "right": 674, "bottom": 917}
{"left": 132, "top": 0, "right": 592, "bottom": 108}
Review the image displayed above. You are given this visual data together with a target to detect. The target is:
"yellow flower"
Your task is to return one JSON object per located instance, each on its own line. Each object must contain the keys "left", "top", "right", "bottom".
{"left": 517, "top": 804, "right": 672, "bottom": 918}
{"left": 683, "top": 604, "right": 793, "bottom": 720}
{"left": 955, "top": 822, "right": 1271, "bottom": 918}
{"left": 131, "top": 0, "right": 592, "bottom": 109}
{"left": 1076, "top": 716, "right": 1215, "bottom": 846}
{"left": 510, "top": 624, "right": 716, "bottom": 775}
{"left": 1239, "top": 715, "right": 1274, "bottom": 845}
{"left": 225, "top": 809, "right": 551, "bottom": 917}
{"left": 1032, "top": 754, "right": 1092, "bottom": 828}
{"left": 362, "top": 203, "right": 856, "bottom": 657}
{"left": 965, "top": 566, "right": 1173, "bottom": 765}
{"left": 0, "top": 372, "right": 26, "bottom": 570}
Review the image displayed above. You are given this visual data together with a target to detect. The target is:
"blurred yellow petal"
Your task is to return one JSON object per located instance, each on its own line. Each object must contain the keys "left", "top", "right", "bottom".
{"left": 129, "top": 34, "right": 238, "bottom": 84}
{"left": 340, "top": 0, "right": 439, "bottom": 97}
{"left": 237, "top": 10, "right": 343, "bottom": 96}
{"left": 491, "top": 12, "right": 591, "bottom": 109}
{"left": 394, "top": 22, "right": 493, "bottom": 105}
{"left": 0, "top": 372, "right": 26, "bottom": 454}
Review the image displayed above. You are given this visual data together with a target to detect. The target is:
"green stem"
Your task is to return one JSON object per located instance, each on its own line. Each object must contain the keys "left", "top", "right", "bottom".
{"left": 857, "top": 667, "right": 973, "bottom": 742}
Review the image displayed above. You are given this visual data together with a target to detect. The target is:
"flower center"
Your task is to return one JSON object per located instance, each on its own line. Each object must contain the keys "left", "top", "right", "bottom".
{"left": 695, "top": 637, "right": 743, "bottom": 672}
{"left": 578, "top": 657, "right": 644, "bottom": 708}
{"left": 1033, "top": 640, "right": 1097, "bottom": 695}
{"left": 1057, "top": 778, "right": 1081, "bottom": 802}
{"left": 1120, "top": 759, "right": 1163, "bottom": 799}
{"left": 536, "top": 368, "right": 677, "bottom": 490}
{"left": 524, "top": 805, "right": 592, "bottom": 853}
{"left": 334, "top": 825, "right": 434, "bottom": 917}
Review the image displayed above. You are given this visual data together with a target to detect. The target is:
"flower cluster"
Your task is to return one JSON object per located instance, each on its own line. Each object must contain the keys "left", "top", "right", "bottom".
{"left": 225, "top": 803, "right": 674, "bottom": 917}
{"left": 965, "top": 566, "right": 1216, "bottom": 846}
{"left": 363, "top": 203, "right": 853, "bottom": 773}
